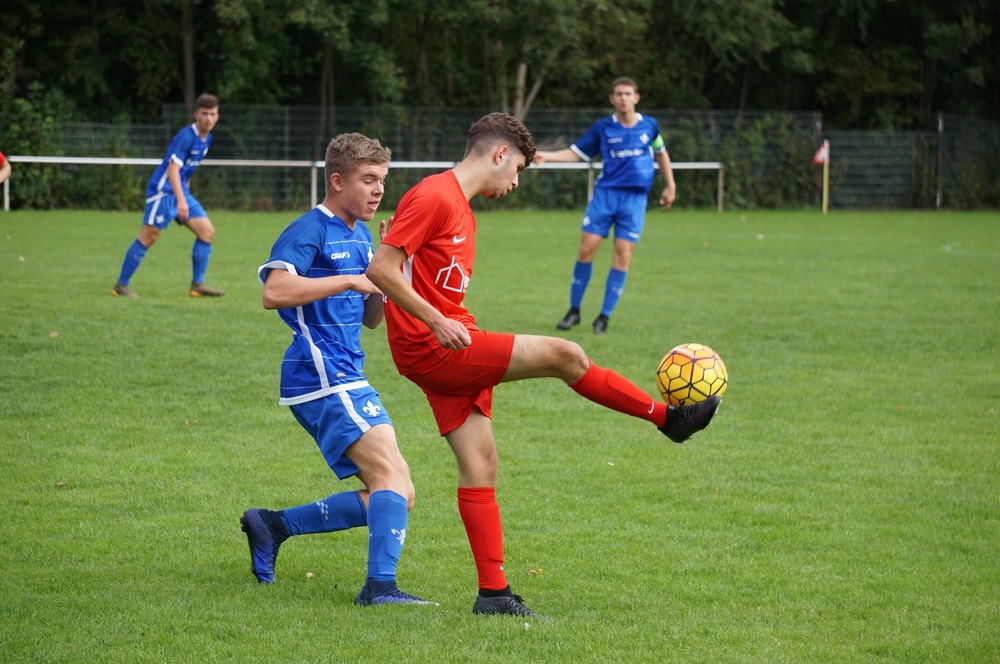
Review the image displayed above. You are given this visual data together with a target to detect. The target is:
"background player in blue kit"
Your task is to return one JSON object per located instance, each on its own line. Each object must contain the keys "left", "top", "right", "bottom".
{"left": 112, "top": 93, "right": 225, "bottom": 298}
{"left": 534, "top": 77, "right": 677, "bottom": 334}
{"left": 240, "top": 132, "right": 432, "bottom": 607}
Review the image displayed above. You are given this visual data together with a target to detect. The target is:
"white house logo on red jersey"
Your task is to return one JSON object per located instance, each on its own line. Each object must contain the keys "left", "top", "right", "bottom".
{"left": 436, "top": 256, "right": 470, "bottom": 294}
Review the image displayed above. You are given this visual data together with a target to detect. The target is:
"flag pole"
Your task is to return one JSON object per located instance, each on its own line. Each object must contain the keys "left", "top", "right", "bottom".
{"left": 821, "top": 139, "right": 830, "bottom": 215}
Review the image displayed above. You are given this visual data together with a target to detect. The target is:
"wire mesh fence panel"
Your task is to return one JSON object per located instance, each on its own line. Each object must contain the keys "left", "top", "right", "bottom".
{"left": 940, "top": 114, "right": 1000, "bottom": 209}
{"left": 824, "top": 131, "right": 937, "bottom": 209}
{"left": 59, "top": 123, "right": 170, "bottom": 158}
{"left": 193, "top": 166, "right": 313, "bottom": 212}
{"left": 7, "top": 107, "right": 996, "bottom": 211}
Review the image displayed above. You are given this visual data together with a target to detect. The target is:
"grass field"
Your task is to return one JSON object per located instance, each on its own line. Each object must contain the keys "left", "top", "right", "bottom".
{"left": 1, "top": 207, "right": 998, "bottom": 663}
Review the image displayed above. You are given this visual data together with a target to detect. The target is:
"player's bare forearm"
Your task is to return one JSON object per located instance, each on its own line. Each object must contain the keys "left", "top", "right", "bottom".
{"left": 426, "top": 314, "right": 472, "bottom": 351}
{"left": 656, "top": 151, "right": 676, "bottom": 210}
{"left": 262, "top": 269, "right": 380, "bottom": 310}
{"left": 168, "top": 161, "right": 188, "bottom": 220}
{"left": 367, "top": 244, "right": 471, "bottom": 350}
{"left": 362, "top": 292, "right": 385, "bottom": 329}
{"left": 366, "top": 245, "right": 441, "bottom": 324}
{"left": 533, "top": 148, "right": 580, "bottom": 164}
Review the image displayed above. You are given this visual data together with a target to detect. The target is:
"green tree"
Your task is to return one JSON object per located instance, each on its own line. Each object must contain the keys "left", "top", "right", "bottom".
{"left": 530, "top": 0, "right": 653, "bottom": 108}
{"left": 639, "top": 0, "right": 808, "bottom": 110}
{"left": 0, "top": 48, "right": 78, "bottom": 207}
{"left": 215, "top": 0, "right": 302, "bottom": 104}
{"left": 0, "top": 0, "right": 225, "bottom": 121}
{"left": 920, "top": 4, "right": 994, "bottom": 121}
{"left": 286, "top": 0, "right": 404, "bottom": 107}
{"left": 481, "top": 0, "right": 594, "bottom": 120}
{"left": 784, "top": 0, "right": 997, "bottom": 128}
{"left": 2, "top": 0, "right": 998, "bottom": 129}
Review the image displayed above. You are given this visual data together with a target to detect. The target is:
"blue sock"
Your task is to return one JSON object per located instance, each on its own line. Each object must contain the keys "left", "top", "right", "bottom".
{"left": 191, "top": 239, "right": 212, "bottom": 284}
{"left": 601, "top": 268, "right": 628, "bottom": 317}
{"left": 366, "top": 490, "right": 409, "bottom": 582}
{"left": 279, "top": 491, "right": 367, "bottom": 536}
{"left": 570, "top": 261, "right": 593, "bottom": 309}
{"left": 118, "top": 239, "right": 147, "bottom": 285}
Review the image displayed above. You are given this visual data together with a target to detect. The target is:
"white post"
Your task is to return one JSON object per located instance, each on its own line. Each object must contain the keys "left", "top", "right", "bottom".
{"left": 311, "top": 163, "right": 318, "bottom": 208}
{"left": 821, "top": 139, "right": 830, "bottom": 215}
{"left": 717, "top": 166, "right": 724, "bottom": 213}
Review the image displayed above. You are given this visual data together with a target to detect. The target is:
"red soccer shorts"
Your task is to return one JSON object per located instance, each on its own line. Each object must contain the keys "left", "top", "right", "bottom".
{"left": 400, "top": 329, "right": 515, "bottom": 436}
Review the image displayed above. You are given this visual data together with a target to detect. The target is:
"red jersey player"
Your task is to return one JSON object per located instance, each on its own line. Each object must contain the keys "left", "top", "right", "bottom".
{"left": 0, "top": 148, "right": 10, "bottom": 185}
{"left": 367, "top": 112, "right": 719, "bottom": 618}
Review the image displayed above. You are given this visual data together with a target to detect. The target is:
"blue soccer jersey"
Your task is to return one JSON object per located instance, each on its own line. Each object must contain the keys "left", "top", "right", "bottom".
{"left": 258, "top": 205, "right": 375, "bottom": 405}
{"left": 146, "top": 124, "right": 212, "bottom": 198}
{"left": 571, "top": 113, "right": 665, "bottom": 192}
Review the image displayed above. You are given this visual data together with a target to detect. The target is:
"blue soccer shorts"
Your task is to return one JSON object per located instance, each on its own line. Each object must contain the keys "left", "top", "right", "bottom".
{"left": 142, "top": 191, "right": 208, "bottom": 229}
{"left": 580, "top": 188, "right": 649, "bottom": 243}
{"left": 288, "top": 384, "right": 393, "bottom": 480}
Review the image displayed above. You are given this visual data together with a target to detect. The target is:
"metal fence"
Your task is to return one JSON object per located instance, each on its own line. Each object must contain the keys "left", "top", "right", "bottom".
{"left": 4, "top": 106, "right": 998, "bottom": 211}
{"left": 936, "top": 114, "right": 1000, "bottom": 210}
{"left": 821, "top": 130, "right": 936, "bottom": 209}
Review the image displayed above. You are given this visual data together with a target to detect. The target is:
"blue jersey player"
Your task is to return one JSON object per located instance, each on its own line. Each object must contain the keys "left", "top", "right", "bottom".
{"left": 112, "top": 93, "right": 225, "bottom": 298}
{"left": 534, "top": 77, "right": 676, "bottom": 334}
{"left": 240, "top": 133, "right": 432, "bottom": 607}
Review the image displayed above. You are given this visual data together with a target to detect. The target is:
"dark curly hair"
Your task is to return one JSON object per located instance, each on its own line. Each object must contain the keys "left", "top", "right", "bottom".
{"left": 464, "top": 112, "right": 536, "bottom": 164}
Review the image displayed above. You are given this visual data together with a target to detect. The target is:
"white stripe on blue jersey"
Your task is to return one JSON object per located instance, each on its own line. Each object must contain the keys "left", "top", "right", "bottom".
{"left": 573, "top": 113, "right": 664, "bottom": 192}
{"left": 260, "top": 205, "right": 377, "bottom": 405}
{"left": 146, "top": 124, "right": 212, "bottom": 197}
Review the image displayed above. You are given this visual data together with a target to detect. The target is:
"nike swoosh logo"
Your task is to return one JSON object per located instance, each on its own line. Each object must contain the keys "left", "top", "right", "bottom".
{"left": 452, "top": 235, "right": 466, "bottom": 243}
{"left": 647, "top": 402, "right": 655, "bottom": 414}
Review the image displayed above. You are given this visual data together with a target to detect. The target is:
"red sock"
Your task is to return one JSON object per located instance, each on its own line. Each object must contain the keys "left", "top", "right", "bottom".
{"left": 570, "top": 362, "right": 667, "bottom": 427}
{"left": 457, "top": 487, "right": 508, "bottom": 591}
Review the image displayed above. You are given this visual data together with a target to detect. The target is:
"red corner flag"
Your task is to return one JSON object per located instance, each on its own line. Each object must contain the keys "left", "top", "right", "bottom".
{"left": 812, "top": 140, "right": 829, "bottom": 165}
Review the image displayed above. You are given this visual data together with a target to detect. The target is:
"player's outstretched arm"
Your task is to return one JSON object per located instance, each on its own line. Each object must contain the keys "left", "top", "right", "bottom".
{"left": 262, "top": 268, "right": 380, "bottom": 310}
{"left": 367, "top": 244, "right": 471, "bottom": 351}
{"left": 533, "top": 148, "right": 580, "bottom": 164}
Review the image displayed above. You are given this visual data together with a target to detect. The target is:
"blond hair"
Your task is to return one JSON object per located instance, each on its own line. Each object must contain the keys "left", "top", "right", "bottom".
{"left": 324, "top": 133, "right": 392, "bottom": 187}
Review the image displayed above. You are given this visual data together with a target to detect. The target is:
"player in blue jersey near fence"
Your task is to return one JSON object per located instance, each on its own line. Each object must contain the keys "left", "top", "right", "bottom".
{"left": 534, "top": 77, "right": 677, "bottom": 334}
{"left": 239, "top": 132, "right": 432, "bottom": 607}
{"left": 112, "top": 93, "right": 225, "bottom": 298}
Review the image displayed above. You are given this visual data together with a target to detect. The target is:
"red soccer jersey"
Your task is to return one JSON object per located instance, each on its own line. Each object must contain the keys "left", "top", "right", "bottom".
{"left": 0, "top": 149, "right": 6, "bottom": 167}
{"left": 381, "top": 170, "right": 478, "bottom": 371}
